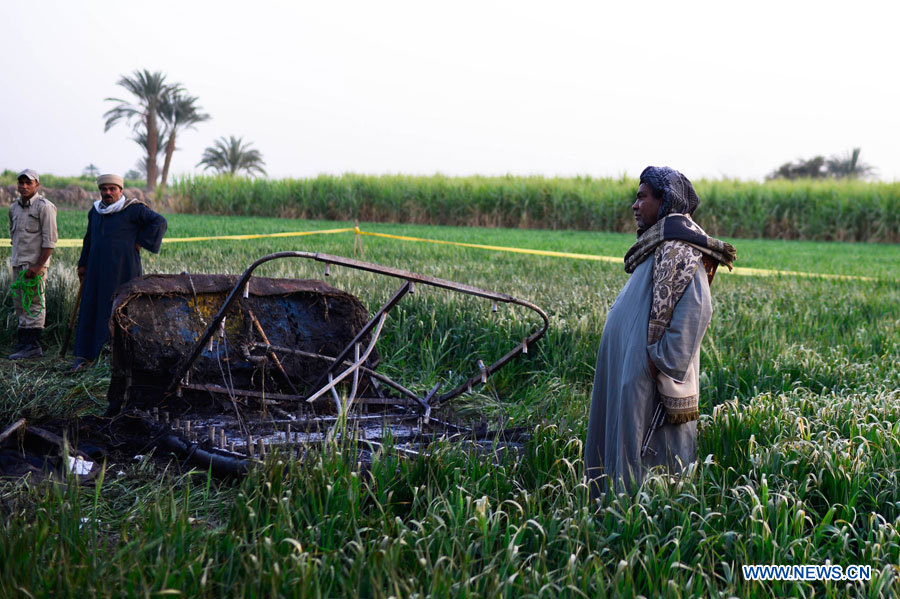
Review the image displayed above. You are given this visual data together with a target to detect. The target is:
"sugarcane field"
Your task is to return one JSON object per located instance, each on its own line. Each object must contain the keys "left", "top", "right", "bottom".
{"left": 4, "top": 3, "right": 900, "bottom": 598}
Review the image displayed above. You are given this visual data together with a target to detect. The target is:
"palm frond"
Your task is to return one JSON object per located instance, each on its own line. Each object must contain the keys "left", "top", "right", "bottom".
{"left": 197, "top": 135, "right": 266, "bottom": 176}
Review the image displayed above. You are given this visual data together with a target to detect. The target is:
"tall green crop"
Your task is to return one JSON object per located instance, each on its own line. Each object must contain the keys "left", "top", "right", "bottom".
{"left": 171, "top": 174, "right": 900, "bottom": 242}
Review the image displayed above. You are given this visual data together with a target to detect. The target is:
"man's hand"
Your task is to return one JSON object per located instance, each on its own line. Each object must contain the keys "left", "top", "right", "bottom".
{"left": 134, "top": 243, "right": 141, "bottom": 252}
{"left": 26, "top": 248, "right": 53, "bottom": 279}
{"left": 78, "top": 266, "right": 86, "bottom": 282}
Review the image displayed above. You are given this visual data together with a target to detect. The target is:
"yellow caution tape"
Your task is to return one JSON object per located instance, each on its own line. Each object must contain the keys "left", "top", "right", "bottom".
{"left": 0, "top": 228, "right": 354, "bottom": 248}
{"left": 161, "top": 227, "right": 355, "bottom": 243}
{"left": 0, "top": 225, "right": 878, "bottom": 281}
{"left": 48, "top": 239, "right": 85, "bottom": 248}
{"left": 354, "top": 228, "right": 621, "bottom": 263}
{"left": 353, "top": 228, "right": 874, "bottom": 281}
{"left": 729, "top": 266, "right": 873, "bottom": 281}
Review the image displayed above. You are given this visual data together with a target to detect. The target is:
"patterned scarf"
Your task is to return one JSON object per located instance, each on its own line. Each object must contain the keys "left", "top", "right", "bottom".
{"left": 625, "top": 214, "right": 736, "bottom": 424}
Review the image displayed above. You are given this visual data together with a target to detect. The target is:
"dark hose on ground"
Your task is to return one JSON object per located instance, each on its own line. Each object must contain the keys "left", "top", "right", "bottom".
{"left": 154, "top": 430, "right": 251, "bottom": 477}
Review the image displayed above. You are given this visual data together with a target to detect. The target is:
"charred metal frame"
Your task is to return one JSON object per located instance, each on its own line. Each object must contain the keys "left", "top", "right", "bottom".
{"left": 164, "top": 252, "right": 549, "bottom": 419}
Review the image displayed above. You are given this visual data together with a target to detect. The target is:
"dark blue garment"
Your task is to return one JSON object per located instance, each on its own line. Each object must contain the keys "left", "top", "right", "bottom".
{"left": 73, "top": 203, "right": 167, "bottom": 360}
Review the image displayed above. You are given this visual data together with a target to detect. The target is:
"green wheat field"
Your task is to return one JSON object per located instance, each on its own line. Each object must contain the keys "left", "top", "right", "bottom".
{"left": 1, "top": 207, "right": 899, "bottom": 598}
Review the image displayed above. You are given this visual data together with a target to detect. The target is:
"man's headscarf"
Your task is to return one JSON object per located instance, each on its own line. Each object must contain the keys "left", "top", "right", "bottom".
{"left": 639, "top": 166, "right": 700, "bottom": 220}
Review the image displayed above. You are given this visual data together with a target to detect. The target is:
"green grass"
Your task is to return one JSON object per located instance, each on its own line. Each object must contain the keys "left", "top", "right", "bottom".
{"left": 30, "top": 208, "right": 900, "bottom": 279}
{"left": 1, "top": 211, "right": 899, "bottom": 597}
{"left": 171, "top": 174, "right": 900, "bottom": 242}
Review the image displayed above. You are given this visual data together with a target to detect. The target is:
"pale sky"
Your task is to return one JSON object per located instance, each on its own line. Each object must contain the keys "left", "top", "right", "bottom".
{"left": 2, "top": 0, "right": 898, "bottom": 182}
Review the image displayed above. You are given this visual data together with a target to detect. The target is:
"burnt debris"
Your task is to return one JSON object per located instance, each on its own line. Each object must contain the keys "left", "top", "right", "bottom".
{"left": 16, "top": 252, "right": 549, "bottom": 478}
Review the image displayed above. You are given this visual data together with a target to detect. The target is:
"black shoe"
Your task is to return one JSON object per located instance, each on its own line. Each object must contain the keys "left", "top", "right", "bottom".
{"left": 9, "top": 329, "right": 42, "bottom": 360}
{"left": 9, "top": 344, "right": 42, "bottom": 359}
{"left": 7, "top": 329, "right": 27, "bottom": 358}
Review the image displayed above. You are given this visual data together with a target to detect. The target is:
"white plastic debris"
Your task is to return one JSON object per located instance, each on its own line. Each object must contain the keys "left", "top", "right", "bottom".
{"left": 67, "top": 455, "right": 94, "bottom": 476}
{"left": 79, "top": 517, "right": 98, "bottom": 530}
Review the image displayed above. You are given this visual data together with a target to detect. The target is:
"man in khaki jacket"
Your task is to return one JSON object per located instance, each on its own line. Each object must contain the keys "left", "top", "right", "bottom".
{"left": 8, "top": 169, "right": 57, "bottom": 359}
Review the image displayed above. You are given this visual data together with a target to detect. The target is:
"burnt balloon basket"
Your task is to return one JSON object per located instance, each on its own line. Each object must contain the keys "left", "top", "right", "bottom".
{"left": 108, "top": 252, "right": 549, "bottom": 475}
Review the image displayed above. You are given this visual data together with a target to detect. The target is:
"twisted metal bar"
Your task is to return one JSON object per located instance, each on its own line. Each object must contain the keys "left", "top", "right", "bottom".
{"left": 165, "top": 252, "right": 550, "bottom": 414}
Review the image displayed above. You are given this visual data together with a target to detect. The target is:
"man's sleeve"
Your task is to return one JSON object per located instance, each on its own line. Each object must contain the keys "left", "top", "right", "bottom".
{"left": 40, "top": 202, "right": 58, "bottom": 249}
{"left": 77, "top": 211, "right": 93, "bottom": 268}
{"left": 646, "top": 272, "right": 712, "bottom": 382}
{"left": 135, "top": 206, "right": 167, "bottom": 253}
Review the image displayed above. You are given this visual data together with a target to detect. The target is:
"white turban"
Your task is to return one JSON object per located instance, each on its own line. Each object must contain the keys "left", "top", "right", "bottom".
{"left": 97, "top": 174, "right": 124, "bottom": 188}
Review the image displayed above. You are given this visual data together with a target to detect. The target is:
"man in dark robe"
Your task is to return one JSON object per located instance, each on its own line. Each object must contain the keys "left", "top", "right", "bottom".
{"left": 72, "top": 174, "right": 167, "bottom": 371}
{"left": 584, "top": 167, "right": 735, "bottom": 496}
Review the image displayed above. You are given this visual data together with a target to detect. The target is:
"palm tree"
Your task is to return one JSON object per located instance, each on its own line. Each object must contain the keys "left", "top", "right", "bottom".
{"left": 158, "top": 92, "right": 210, "bottom": 190}
{"left": 131, "top": 129, "right": 165, "bottom": 186}
{"left": 132, "top": 157, "right": 149, "bottom": 180}
{"left": 197, "top": 136, "right": 267, "bottom": 176}
{"left": 133, "top": 129, "right": 166, "bottom": 160}
{"left": 767, "top": 156, "right": 827, "bottom": 180}
{"left": 104, "top": 70, "right": 179, "bottom": 192}
{"left": 826, "top": 148, "right": 876, "bottom": 179}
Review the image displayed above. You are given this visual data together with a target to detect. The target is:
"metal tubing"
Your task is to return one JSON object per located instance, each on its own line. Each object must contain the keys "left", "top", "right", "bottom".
{"left": 165, "top": 251, "right": 550, "bottom": 408}
{"left": 305, "top": 312, "right": 388, "bottom": 405}
{"left": 305, "top": 281, "right": 409, "bottom": 398}
{"left": 247, "top": 308, "right": 301, "bottom": 396}
{"left": 328, "top": 374, "right": 342, "bottom": 414}
{"left": 249, "top": 344, "right": 424, "bottom": 404}
{"left": 349, "top": 343, "right": 361, "bottom": 405}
